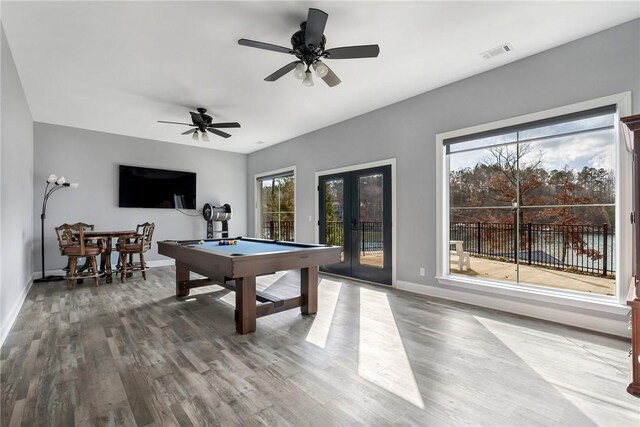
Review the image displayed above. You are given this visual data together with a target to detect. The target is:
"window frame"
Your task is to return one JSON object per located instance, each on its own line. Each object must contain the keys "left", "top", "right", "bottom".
{"left": 254, "top": 166, "right": 297, "bottom": 241}
{"left": 435, "top": 93, "right": 632, "bottom": 312}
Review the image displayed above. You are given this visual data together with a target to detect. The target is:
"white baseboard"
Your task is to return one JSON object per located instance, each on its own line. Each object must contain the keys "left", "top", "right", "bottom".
{"left": 0, "top": 277, "right": 34, "bottom": 347}
{"left": 396, "top": 280, "right": 630, "bottom": 338}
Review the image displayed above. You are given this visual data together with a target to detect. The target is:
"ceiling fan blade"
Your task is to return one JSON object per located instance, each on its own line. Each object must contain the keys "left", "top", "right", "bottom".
{"left": 318, "top": 64, "right": 341, "bottom": 87}
{"left": 238, "top": 38, "right": 294, "bottom": 55}
{"left": 265, "top": 61, "right": 299, "bottom": 82}
{"left": 189, "top": 111, "right": 205, "bottom": 127}
{"left": 325, "top": 45, "right": 380, "bottom": 59}
{"left": 206, "top": 128, "right": 232, "bottom": 139}
{"left": 181, "top": 128, "right": 197, "bottom": 135}
{"left": 208, "top": 122, "right": 241, "bottom": 128}
{"left": 305, "top": 8, "right": 328, "bottom": 49}
{"left": 158, "top": 121, "right": 193, "bottom": 126}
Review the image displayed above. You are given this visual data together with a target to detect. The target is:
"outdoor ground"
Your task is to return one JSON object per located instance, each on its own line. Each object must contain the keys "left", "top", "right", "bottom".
{"left": 351, "top": 252, "right": 613, "bottom": 296}
{"left": 450, "top": 255, "right": 615, "bottom": 296}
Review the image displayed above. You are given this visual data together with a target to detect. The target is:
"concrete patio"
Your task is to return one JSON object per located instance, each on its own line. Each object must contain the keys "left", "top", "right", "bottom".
{"left": 450, "top": 255, "right": 615, "bottom": 296}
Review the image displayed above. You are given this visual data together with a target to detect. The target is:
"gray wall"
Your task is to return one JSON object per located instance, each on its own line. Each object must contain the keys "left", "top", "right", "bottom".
{"left": 1, "top": 25, "right": 34, "bottom": 343}
{"left": 248, "top": 20, "right": 640, "bottom": 287}
{"left": 33, "top": 124, "right": 247, "bottom": 272}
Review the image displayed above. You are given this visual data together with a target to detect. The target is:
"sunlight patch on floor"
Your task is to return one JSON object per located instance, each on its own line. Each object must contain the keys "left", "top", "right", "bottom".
{"left": 220, "top": 271, "right": 288, "bottom": 307}
{"left": 358, "top": 288, "right": 424, "bottom": 409}
{"left": 256, "top": 270, "right": 288, "bottom": 290}
{"left": 219, "top": 289, "right": 235, "bottom": 307}
{"left": 305, "top": 279, "right": 342, "bottom": 348}
{"left": 474, "top": 316, "right": 638, "bottom": 426}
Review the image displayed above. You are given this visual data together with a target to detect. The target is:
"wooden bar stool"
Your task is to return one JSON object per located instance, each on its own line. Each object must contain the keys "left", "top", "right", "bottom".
{"left": 55, "top": 224, "right": 103, "bottom": 287}
{"left": 117, "top": 222, "right": 155, "bottom": 282}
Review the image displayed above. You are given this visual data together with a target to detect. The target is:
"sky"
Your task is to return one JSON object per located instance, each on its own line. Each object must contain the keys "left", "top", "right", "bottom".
{"left": 449, "top": 126, "right": 615, "bottom": 173}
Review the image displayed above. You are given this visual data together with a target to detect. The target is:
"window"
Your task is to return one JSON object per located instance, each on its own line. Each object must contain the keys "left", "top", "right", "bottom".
{"left": 437, "top": 94, "right": 632, "bottom": 303}
{"left": 256, "top": 170, "right": 295, "bottom": 241}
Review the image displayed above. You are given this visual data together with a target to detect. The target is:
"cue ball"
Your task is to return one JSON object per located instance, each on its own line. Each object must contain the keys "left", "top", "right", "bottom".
{"left": 199, "top": 240, "right": 204, "bottom": 244}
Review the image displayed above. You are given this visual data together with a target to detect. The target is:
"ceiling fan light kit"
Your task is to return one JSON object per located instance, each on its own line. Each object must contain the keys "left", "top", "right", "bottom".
{"left": 238, "top": 8, "right": 380, "bottom": 87}
{"left": 294, "top": 61, "right": 306, "bottom": 79}
{"left": 302, "top": 70, "right": 314, "bottom": 87}
{"left": 314, "top": 61, "right": 329, "bottom": 78}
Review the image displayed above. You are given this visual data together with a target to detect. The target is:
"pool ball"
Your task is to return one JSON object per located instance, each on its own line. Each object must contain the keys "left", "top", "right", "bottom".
{"left": 198, "top": 240, "right": 205, "bottom": 244}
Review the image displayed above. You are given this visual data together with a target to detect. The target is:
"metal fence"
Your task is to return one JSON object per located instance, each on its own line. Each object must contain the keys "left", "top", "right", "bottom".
{"left": 261, "top": 220, "right": 295, "bottom": 241}
{"left": 263, "top": 220, "right": 612, "bottom": 275}
{"left": 360, "top": 222, "right": 383, "bottom": 255}
{"left": 450, "top": 222, "right": 615, "bottom": 276}
{"left": 324, "top": 221, "right": 344, "bottom": 248}
{"left": 323, "top": 221, "right": 384, "bottom": 255}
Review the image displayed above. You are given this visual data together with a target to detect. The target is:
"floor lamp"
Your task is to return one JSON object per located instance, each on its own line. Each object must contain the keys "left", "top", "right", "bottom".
{"left": 33, "top": 174, "right": 79, "bottom": 283}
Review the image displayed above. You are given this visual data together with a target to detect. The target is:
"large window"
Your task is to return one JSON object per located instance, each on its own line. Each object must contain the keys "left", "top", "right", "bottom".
{"left": 256, "top": 170, "right": 295, "bottom": 241}
{"left": 441, "top": 102, "right": 628, "bottom": 299}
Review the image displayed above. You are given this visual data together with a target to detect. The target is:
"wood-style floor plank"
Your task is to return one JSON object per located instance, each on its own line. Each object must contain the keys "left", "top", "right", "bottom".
{"left": 0, "top": 266, "right": 637, "bottom": 426}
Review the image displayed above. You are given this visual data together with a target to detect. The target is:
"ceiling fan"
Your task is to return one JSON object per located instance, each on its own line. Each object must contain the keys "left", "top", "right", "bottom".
{"left": 238, "top": 8, "right": 380, "bottom": 87}
{"left": 158, "top": 108, "right": 241, "bottom": 141}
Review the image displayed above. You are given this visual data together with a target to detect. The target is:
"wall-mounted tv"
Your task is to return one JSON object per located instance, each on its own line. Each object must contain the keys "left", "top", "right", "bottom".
{"left": 119, "top": 165, "right": 196, "bottom": 209}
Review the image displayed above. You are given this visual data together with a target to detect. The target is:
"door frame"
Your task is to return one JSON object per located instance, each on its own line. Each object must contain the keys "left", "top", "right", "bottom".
{"left": 315, "top": 159, "right": 397, "bottom": 287}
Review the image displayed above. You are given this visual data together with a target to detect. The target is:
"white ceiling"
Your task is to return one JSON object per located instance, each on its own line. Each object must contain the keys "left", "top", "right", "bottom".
{"left": 2, "top": 1, "right": 638, "bottom": 154}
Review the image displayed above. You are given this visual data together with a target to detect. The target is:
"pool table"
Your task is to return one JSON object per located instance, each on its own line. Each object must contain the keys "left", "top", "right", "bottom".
{"left": 157, "top": 237, "right": 341, "bottom": 334}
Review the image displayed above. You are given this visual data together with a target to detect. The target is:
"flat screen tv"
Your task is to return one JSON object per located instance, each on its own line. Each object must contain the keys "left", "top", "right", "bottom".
{"left": 119, "top": 165, "right": 196, "bottom": 209}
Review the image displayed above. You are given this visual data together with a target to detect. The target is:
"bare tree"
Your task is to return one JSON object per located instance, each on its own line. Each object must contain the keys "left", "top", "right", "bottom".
{"left": 483, "top": 143, "right": 545, "bottom": 208}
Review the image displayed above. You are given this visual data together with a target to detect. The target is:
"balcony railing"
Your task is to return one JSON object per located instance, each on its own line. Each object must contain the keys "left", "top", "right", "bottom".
{"left": 261, "top": 220, "right": 295, "bottom": 242}
{"left": 262, "top": 220, "right": 384, "bottom": 256}
{"left": 324, "top": 221, "right": 383, "bottom": 255}
{"left": 450, "top": 222, "right": 615, "bottom": 276}
{"left": 263, "top": 220, "right": 611, "bottom": 276}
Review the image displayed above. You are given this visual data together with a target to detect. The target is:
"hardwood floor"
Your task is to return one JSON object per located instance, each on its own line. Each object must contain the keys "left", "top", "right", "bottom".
{"left": 1, "top": 267, "right": 637, "bottom": 426}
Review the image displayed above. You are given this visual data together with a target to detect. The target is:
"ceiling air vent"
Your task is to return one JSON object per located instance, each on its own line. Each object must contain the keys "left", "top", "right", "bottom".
{"left": 481, "top": 43, "right": 513, "bottom": 60}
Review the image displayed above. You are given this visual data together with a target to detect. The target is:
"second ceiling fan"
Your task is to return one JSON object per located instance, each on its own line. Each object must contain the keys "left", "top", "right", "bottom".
{"left": 238, "top": 8, "right": 380, "bottom": 87}
{"left": 158, "top": 108, "right": 241, "bottom": 141}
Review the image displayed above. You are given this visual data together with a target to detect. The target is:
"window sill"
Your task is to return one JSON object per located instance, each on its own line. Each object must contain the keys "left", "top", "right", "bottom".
{"left": 435, "top": 274, "right": 630, "bottom": 316}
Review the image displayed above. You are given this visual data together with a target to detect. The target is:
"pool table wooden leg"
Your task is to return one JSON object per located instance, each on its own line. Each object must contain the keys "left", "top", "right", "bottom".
{"left": 235, "top": 276, "right": 256, "bottom": 334}
{"left": 301, "top": 266, "right": 318, "bottom": 315}
{"left": 176, "top": 262, "right": 191, "bottom": 297}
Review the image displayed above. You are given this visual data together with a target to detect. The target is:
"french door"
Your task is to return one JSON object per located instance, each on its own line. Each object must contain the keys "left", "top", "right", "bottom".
{"left": 319, "top": 165, "right": 392, "bottom": 285}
